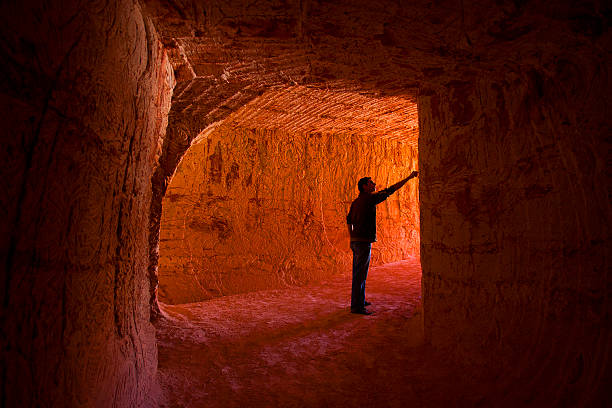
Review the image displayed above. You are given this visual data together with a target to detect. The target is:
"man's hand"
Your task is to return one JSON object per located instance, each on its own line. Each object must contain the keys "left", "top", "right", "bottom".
{"left": 387, "top": 172, "right": 419, "bottom": 193}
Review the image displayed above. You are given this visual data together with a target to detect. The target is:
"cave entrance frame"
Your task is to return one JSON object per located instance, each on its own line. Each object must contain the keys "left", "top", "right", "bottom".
{"left": 155, "top": 86, "right": 421, "bottom": 307}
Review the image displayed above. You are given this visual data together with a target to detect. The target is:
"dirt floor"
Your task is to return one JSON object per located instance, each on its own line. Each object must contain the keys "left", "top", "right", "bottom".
{"left": 154, "top": 258, "right": 489, "bottom": 407}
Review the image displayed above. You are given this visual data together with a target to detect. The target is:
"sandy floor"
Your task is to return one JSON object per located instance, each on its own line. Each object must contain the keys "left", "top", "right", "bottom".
{"left": 155, "top": 258, "right": 486, "bottom": 407}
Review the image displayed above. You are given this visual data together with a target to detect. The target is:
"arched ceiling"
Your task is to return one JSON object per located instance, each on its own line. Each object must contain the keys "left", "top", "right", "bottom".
{"left": 142, "top": 0, "right": 607, "bottom": 196}
{"left": 143, "top": 0, "right": 593, "bottom": 139}
{"left": 143, "top": 0, "right": 589, "bottom": 88}
{"left": 208, "top": 85, "right": 419, "bottom": 145}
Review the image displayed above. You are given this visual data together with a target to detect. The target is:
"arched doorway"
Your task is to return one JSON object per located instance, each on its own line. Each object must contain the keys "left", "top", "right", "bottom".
{"left": 156, "top": 86, "right": 420, "bottom": 305}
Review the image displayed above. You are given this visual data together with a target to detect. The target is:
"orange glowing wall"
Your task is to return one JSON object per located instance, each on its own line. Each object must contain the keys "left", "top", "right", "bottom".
{"left": 158, "top": 125, "right": 419, "bottom": 304}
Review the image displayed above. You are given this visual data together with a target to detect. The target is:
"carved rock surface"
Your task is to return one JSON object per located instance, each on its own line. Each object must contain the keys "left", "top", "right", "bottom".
{"left": 0, "top": 0, "right": 173, "bottom": 406}
{"left": 1, "top": 0, "right": 610, "bottom": 406}
{"left": 419, "top": 67, "right": 611, "bottom": 401}
{"left": 144, "top": 0, "right": 611, "bottom": 403}
{"left": 159, "top": 118, "right": 419, "bottom": 303}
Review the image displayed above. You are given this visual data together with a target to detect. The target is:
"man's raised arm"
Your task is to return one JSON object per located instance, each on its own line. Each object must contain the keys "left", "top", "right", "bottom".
{"left": 386, "top": 171, "right": 419, "bottom": 194}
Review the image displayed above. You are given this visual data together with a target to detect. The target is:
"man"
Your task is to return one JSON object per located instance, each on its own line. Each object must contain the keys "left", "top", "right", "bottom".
{"left": 346, "top": 172, "right": 419, "bottom": 315}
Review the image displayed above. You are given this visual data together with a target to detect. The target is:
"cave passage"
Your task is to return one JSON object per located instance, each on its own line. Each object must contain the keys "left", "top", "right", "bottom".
{"left": 153, "top": 88, "right": 426, "bottom": 405}
{"left": 2, "top": 1, "right": 609, "bottom": 406}
{"left": 157, "top": 87, "right": 421, "bottom": 305}
{"left": 155, "top": 259, "right": 447, "bottom": 407}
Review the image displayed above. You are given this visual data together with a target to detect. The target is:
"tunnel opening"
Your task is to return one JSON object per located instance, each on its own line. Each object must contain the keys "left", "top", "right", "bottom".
{"left": 154, "top": 86, "right": 426, "bottom": 406}
{"left": 156, "top": 86, "right": 420, "bottom": 305}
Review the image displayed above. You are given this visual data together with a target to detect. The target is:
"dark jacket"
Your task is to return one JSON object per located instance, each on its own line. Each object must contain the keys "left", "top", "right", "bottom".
{"left": 346, "top": 187, "right": 396, "bottom": 242}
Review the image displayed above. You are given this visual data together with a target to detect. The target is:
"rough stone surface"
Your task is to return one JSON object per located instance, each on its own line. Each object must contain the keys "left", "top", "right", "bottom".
{"left": 1, "top": 0, "right": 610, "bottom": 406}
{"left": 143, "top": 0, "right": 611, "bottom": 403}
{"left": 0, "top": 1, "right": 173, "bottom": 406}
{"left": 159, "top": 122, "right": 419, "bottom": 304}
{"left": 155, "top": 259, "right": 436, "bottom": 407}
{"left": 419, "top": 66, "right": 611, "bottom": 402}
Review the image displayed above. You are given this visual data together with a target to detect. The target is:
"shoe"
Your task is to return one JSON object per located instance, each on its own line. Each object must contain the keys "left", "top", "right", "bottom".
{"left": 351, "top": 308, "right": 372, "bottom": 315}
{"left": 364, "top": 301, "right": 372, "bottom": 306}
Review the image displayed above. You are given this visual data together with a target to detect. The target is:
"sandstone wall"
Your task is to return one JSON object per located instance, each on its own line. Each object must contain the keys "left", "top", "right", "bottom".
{"left": 0, "top": 0, "right": 173, "bottom": 406}
{"left": 2, "top": 0, "right": 608, "bottom": 405}
{"left": 158, "top": 126, "right": 419, "bottom": 304}
{"left": 419, "top": 57, "right": 610, "bottom": 402}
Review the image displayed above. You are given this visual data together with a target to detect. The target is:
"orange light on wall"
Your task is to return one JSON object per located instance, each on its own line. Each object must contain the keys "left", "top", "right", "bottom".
{"left": 158, "top": 87, "right": 419, "bottom": 304}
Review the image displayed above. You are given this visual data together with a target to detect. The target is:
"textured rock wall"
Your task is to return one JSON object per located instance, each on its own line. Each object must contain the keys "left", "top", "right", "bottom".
{"left": 0, "top": 0, "right": 173, "bottom": 406}
{"left": 419, "top": 58, "right": 611, "bottom": 401}
{"left": 0, "top": 0, "right": 608, "bottom": 405}
{"left": 159, "top": 126, "right": 418, "bottom": 304}
{"left": 145, "top": 0, "right": 609, "bottom": 403}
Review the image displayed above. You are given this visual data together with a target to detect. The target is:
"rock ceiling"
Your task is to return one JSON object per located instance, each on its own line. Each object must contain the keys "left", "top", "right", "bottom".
{"left": 142, "top": 0, "right": 598, "bottom": 141}
{"left": 197, "top": 85, "right": 419, "bottom": 145}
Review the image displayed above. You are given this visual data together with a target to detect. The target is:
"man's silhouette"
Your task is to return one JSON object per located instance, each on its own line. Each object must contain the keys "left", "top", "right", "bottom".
{"left": 346, "top": 172, "right": 418, "bottom": 314}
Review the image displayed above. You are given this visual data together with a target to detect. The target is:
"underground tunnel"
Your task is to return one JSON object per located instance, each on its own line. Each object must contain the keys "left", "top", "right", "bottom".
{"left": 0, "top": 0, "right": 610, "bottom": 407}
{"left": 157, "top": 86, "right": 420, "bottom": 304}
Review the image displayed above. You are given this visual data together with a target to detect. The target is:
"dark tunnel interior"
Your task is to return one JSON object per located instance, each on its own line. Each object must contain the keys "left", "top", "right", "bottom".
{"left": 0, "top": 0, "right": 610, "bottom": 406}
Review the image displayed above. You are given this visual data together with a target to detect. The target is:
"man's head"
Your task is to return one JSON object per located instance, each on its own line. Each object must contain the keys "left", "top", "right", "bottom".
{"left": 357, "top": 177, "right": 376, "bottom": 193}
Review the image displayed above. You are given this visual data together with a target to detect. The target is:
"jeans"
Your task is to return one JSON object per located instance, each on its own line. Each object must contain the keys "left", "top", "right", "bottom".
{"left": 350, "top": 241, "right": 371, "bottom": 310}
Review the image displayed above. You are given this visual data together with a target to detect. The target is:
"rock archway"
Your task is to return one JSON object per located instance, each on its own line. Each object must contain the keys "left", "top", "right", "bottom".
{"left": 157, "top": 86, "right": 420, "bottom": 304}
